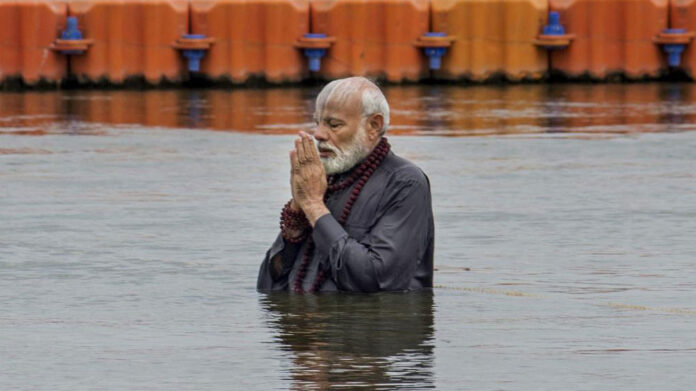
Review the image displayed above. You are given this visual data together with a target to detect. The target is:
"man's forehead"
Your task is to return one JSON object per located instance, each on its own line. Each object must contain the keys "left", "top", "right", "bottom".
{"left": 315, "top": 93, "right": 362, "bottom": 119}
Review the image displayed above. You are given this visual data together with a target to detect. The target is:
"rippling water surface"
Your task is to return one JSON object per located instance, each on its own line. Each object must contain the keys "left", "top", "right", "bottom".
{"left": 1, "top": 84, "right": 695, "bottom": 390}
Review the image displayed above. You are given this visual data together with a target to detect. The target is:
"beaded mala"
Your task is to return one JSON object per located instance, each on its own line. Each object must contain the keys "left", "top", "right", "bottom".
{"left": 282, "top": 137, "right": 390, "bottom": 293}
{"left": 279, "top": 200, "right": 309, "bottom": 243}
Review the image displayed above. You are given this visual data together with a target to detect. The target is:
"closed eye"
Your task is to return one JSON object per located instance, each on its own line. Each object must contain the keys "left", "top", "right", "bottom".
{"left": 325, "top": 119, "right": 344, "bottom": 130}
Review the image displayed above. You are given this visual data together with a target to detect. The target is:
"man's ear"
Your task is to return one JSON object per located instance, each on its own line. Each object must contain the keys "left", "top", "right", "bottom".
{"left": 367, "top": 114, "right": 384, "bottom": 141}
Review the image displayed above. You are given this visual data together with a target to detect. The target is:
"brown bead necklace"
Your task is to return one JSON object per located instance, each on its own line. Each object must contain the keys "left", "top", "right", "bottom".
{"left": 293, "top": 137, "right": 391, "bottom": 293}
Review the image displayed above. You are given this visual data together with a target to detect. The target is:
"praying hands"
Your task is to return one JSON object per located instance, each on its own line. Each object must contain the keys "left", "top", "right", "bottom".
{"left": 290, "top": 131, "right": 329, "bottom": 226}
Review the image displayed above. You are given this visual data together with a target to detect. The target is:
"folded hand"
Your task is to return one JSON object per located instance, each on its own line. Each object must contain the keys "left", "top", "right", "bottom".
{"left": 290, "top": 131, "right": 328, "bottom": 225}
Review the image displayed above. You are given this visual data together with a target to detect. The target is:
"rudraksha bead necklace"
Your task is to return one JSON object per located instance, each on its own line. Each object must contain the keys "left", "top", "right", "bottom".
{"left": 292, "top": 137, "right": 390, "bottom": 293}
{"left": 279, "top": 200, "right": 309, "bottom": 243}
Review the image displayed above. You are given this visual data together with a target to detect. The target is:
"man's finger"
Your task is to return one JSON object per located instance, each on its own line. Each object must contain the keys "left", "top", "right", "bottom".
{"left": 301, "top": 132, "right": 318, "bottom": 162}
{"left": 290, "top": 149, "right": 301, "bottom": 173}
{"left": 306, "top": 133, "right": 320, "bottom": 161}
{"left": 295, "top": 136, "right": 307, "bottom": 164}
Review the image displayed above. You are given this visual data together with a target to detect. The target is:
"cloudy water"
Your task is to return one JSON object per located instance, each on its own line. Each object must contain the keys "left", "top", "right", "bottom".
{"left": 1, "top": 84, "right": 695, "bottom": 390}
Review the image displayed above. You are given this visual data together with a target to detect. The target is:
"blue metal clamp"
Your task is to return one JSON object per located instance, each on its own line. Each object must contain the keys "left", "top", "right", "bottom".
{"left": 51, "top": 16, "right": 93, "bottom": 55}
{"left": 173, "top": 34, "right": 215, "bottom": 72}
{"left": 654, "top": 28, "right": 695, "bottom": 67}
{"left": 535, "top": 11, "right": 574, "bottom": 50}
{"left": 414, "top": 32, "right": 455, "bottom": 71}
{"left": 295, "top": 33, "right": 335, "bottom": 72}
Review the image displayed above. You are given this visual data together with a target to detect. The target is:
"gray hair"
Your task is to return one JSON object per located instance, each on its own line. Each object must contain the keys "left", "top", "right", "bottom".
{"left": 315, "top": 77, "right": 390, "bottom": 136}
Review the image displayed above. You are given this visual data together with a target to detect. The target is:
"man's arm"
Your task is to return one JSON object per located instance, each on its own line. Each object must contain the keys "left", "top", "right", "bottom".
{"left": 312, "top": 171, "right": 432, "bottom": 292}
{"left": 256, "top": 230, "right": 305, "bottom": 291}
{"left": 258, "top": 133, "right": 315, "bottom": 291}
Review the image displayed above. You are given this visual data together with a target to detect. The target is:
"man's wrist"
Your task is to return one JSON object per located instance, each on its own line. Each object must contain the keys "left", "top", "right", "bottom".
{"left": 281, "top": 200, "right": 309, "bottom": 243}
{"left": 303, "top": 202, "right": 330, "bottom": 227}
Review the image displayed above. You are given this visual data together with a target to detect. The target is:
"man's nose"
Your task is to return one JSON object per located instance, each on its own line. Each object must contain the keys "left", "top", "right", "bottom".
{"left": 314, "top": 123, "right": 329, "bottom": 141}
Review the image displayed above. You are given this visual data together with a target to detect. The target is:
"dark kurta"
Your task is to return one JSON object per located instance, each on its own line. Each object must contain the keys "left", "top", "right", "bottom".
{"left": 257, "top": 150, "right": 434, "bottom": 293}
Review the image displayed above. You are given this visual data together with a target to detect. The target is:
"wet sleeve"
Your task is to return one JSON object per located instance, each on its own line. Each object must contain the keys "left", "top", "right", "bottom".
{"left": 312, "top": 171, "right": 432, "bottom": 292}
{"left": 256, "top": 232, "right": 302, "bottom": 291}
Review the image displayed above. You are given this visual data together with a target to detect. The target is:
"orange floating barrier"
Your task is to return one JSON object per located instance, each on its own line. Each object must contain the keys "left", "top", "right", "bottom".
{"left": 430, "top": 0, "right": 548, "bottom": 81}
{"left": 190, "top": 0, "right": 309, "bottom": 83}
{"left": 667, "top": 0, "right": 696, "bottom": 76}
{"left": 310, "top": 0, "right": 430, "bottom": 82}
{"left": 67, "top": 0, "right": 188, "bottom": 85}
{"left": 548, "top": 0, "right": 668, "bottom": 79}
{"left": 0, "top": 1, "right": 68, "bottom": 86}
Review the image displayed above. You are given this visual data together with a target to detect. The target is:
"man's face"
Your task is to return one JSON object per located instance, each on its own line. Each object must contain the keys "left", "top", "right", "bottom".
{"left": 313, "top": 94, "right": 370, "bottom": 175}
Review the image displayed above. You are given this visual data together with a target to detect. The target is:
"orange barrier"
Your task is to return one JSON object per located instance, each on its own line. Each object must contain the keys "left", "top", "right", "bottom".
{"left": 669, "top": 0, "right": 696, "bottom": 77}
{"left": 67, "top": 0, "right": 188, "bottom": 85}
{"left": 548, "top": 0, "right": 668, "bottom": 79}
{"left": 431, "top": 0, "right": 548, "bottom": 81}
{"left": 310, "top": 0, "right": 429, "bottom": 82}
{"left": 190, "top": 0, "right": 309, "bottom": 83}
{"left": 0, "top": 1, "right": 67, "bottom": 85}
{"left": 0, "top": 0, "right": 688, "bottom": 86}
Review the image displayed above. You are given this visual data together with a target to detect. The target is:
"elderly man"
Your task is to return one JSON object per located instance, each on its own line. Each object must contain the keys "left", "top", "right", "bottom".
{"left": 257, "top": 77, "right": 434, "bottom": 293}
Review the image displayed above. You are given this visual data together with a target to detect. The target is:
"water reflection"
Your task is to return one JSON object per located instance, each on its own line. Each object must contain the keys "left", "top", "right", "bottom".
{"left": 260, "top": 292, "right": 435, "bottom": 390}
{"left": 2, "top": 83, "right": 696, "bottom": 136}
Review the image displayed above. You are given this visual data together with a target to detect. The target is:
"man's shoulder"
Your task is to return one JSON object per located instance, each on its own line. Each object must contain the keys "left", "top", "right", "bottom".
{"left": 382, "top": 152, "right": 430, "bottom": 189}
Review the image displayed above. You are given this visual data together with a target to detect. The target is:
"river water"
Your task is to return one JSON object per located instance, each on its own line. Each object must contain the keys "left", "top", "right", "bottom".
{"left": 1, "top": 83, "right": 695, "bottom": 390}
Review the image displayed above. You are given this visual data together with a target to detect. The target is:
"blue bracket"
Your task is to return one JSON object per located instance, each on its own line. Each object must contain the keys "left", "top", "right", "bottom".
{"left": 295, "top": 34, "right": 334, "bottom": 72}
{"left": 173, "top": 34, "right": 214, "bottom": 72}
{"left": 181, "top": 34, "right": 206, "bottom": 72}
{"left": 423, "top": 33, "right": 447, "bottom": 70}
{"left": 661, "top": 29, "right": 688, "bottom": 67}
{"left": 58, "top": 17, "right": 87, "bottom": 55}
{"left": 302, "top": 33, "right": 329, "bottom": 72}
{"left": 414, "top": 32, "right": 454, "bottom": 71}
{"left": 543, "top": 11, "right": 565, "bottom": 36}
{"left": 61, "top": 17, "right": 82, "bottom": 40}
{"left": 535, "top": 11, "right": 574, "bottom": 50}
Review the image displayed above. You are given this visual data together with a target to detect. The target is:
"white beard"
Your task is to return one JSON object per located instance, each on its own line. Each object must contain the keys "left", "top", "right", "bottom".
{"left": 318, "top": 127, "right": 370, "bottom": 175}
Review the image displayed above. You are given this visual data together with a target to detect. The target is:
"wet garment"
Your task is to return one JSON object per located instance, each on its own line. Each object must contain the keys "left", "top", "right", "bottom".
{"left": 257, "top": 150, "right": 434, "bottom": 293}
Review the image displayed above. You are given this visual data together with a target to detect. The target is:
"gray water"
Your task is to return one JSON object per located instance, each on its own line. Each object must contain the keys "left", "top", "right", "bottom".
{"left": 1, "top": 84, "right": 695, "bottom": 390}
